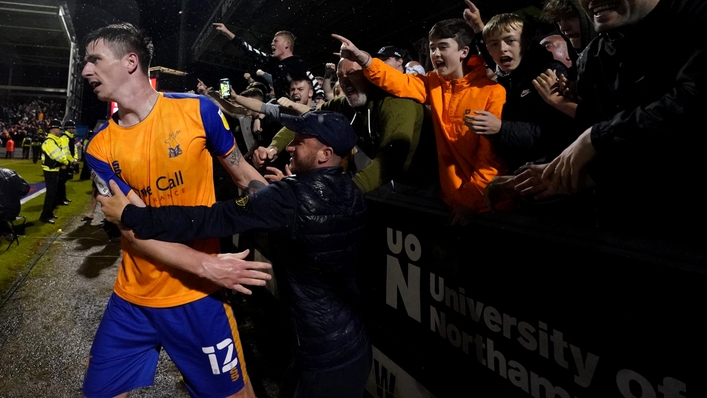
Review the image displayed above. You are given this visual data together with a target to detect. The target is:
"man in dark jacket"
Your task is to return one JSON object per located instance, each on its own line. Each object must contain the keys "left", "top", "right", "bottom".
{"left": 213, "top": 23, "right": 323, "bottom": 100}
{"left": 516, "top": 0, "right": 707, "bottom": 239}
{"left": 98, "top": 111, "right": 371, "bottom": 398}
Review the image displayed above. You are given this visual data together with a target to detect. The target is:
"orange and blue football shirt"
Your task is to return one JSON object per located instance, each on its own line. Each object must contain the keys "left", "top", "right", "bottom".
{"left": 86, "top": 93, "right": 237, "bottom": 308}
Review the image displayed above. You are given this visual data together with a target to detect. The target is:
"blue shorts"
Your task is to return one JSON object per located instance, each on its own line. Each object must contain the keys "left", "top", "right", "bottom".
{"left": 83, "top": 291, "right": 249, "bottom": 398}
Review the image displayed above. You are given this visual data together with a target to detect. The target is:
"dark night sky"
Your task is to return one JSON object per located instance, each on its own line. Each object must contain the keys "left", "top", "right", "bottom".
{"left": 68, "top": 0, "right": 222, "bottom": 127}
{"left": 70, "top": 0, "right": 220, "bottom": 68}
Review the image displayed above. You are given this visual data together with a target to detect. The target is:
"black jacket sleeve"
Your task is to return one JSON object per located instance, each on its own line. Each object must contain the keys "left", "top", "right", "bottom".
{"left": 122, "top": 182, "right": 297, "bottom": 242}
{"left": 231, "top": 36, "right": 271, "bottom": 66}
{"left": 497, "top": 120, "right": 543, "bottom": 150}
{"left": 590, "top": 48, "right": 707, "bottom": 154}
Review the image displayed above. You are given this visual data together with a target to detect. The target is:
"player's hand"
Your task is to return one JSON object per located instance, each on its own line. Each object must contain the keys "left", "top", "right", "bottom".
{"left": 207, "top": 249, "right": 272, "bottom": 294}
{"left": 96, "top": 180, "right": 130, "bottom": 223}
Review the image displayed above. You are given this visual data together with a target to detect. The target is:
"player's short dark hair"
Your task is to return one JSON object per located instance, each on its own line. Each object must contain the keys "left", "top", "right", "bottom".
{"left": 84, "top": 23, "right": 154, "bottom": 75}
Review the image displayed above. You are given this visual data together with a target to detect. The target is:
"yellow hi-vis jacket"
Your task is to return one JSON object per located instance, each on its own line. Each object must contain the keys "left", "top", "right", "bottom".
{"left": 41, "top": 134, "right": 69, "bottom": 172}
{"left": 60, "top": 133, "right": 75, "bottom": 163}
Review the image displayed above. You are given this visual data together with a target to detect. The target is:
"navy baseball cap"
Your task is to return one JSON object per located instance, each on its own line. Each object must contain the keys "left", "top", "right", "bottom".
{"left": 281, "top": 111, "right": 357, "bottom": 157}
{"left": 374, "top": 45, "right": 403, "bottom": 59}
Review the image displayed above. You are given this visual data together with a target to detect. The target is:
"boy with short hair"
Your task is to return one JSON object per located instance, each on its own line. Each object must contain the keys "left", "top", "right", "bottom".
{"left": 333, "top": 18, "right": 506, "bottom": 224}
{"left": 466, "top": 12, "right": 574, "bottom": 173}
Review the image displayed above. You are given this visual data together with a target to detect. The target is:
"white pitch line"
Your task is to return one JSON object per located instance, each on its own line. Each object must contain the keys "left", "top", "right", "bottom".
{"left": 21, "top": 188, "right": 45, "bottom": 205}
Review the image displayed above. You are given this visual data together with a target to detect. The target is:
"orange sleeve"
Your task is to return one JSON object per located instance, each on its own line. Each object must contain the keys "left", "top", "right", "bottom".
{"left": 458, "top": 86, "right": 508, "bottom": 211}
{"left": 486, "top": 84, "right": 506, "bottom": 119}
{"left": 364, "top": 58, "right": 429, "bottom": 104}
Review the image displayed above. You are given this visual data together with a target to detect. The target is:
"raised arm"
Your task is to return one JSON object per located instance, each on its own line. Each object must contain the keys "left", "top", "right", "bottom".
{"left": 214, "top": 22, "right": 270, "bottom": 66}
{"left": 229, "top": 87, "right": 267, "bottom": 113}
{"left": 323, "top": 62, "right": 336, "bottom": 101}
{"left": 276, "top": 97, "right": 311, "bottom": 115}
{"left": 333, "top": 33, "right": 429, "bottom": 104}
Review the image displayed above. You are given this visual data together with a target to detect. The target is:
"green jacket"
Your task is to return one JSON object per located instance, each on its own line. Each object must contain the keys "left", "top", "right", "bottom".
{"left": 271, "top": 90, "right": 436, "bottom": 193}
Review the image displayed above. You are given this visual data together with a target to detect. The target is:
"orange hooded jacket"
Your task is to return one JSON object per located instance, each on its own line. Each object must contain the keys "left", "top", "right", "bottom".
{"left": 364, "top": 55, "right": 506, "bottom": 211}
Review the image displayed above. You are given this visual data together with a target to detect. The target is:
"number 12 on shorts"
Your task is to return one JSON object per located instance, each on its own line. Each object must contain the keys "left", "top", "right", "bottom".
{"left": 202, "top": 338, "right": 239, "bottom": 375}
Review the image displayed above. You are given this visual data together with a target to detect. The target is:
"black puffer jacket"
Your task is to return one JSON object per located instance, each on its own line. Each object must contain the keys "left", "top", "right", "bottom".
{"left": 493, "top": 42, "right": 578, "bottom": 172}
{"left": 270, "top": 167, "right": 369, "bottom": 370}
{"left": 123, "top": 166, "right": 370, "bottom": 370}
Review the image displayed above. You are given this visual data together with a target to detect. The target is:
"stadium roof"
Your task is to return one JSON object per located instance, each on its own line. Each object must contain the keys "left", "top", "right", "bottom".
{"left": 0, "top": 0, "right": 75, "bottom": 93}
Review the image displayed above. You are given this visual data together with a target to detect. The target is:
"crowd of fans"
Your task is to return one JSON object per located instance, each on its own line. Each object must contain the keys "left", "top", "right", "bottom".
{"left": 4, "top": 0, "right": 696, "bottom": 246}
{"left": 0, "top": 0, "right": 696, "bottom": 394}
{"left": 0, "top": 99, "right": 65, "bottom": 161}
{"left": 189, "top": 0, "right": 700, "bottom": 244}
